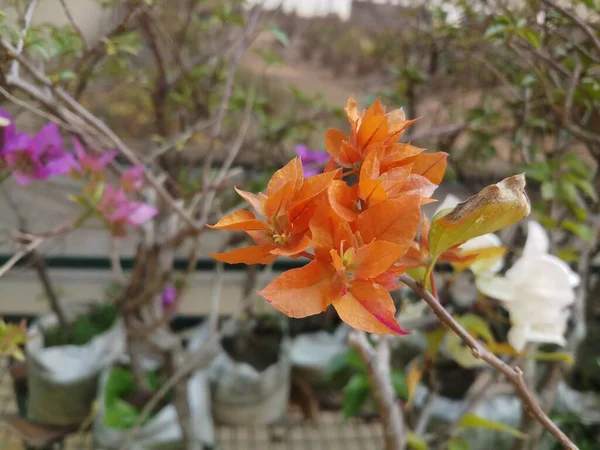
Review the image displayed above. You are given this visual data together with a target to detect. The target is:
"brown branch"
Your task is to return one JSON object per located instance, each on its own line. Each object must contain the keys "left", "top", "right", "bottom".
{"left": 349, "top": 332, "right": 406, "bottom": 450}
{"left": 397, "top": 273, "right": 578, "bottom": 450}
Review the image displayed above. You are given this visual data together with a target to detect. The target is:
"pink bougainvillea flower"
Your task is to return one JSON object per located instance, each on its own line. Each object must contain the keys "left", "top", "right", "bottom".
{"left": 4, "top": 123, "right": 74, "bottom": 186}
{"left": 120, "top": 165, "right": 144, "bottom": 193}
{"left": 97, "top": 185, "right": 158, "bottom": 236}
{"left": 294, "top": 144, "right": 330, "bottom": 177}
{"left": 70, "top": 137, "right": 116, "bottom": 177}
{"left": 161, "top": 284, "right": 178, "bottom": 310}
{"left": 0, "top": 109, "right": 29, "bottom": 170}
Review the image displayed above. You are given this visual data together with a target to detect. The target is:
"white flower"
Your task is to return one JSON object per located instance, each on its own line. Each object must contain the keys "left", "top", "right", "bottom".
{"left": 476, "top": 221, "right": 580, "bottom": 351}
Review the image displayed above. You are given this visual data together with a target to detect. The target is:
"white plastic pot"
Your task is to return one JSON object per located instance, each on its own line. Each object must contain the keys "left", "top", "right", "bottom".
{"left": 26, "top": 300, "right": 125, "bottom": 426}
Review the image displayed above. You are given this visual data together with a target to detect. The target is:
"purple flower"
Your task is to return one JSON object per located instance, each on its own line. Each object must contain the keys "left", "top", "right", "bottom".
{"left": 4, "top": 122, "right": 74, "bottom": 186}
{"left": 0, "top": 109, "right": 30, "bottom": 170}
{"left": 161, "top": 284, "right": 177, "bottom": 310}
{"left": 70, "top": 138, "right": 116, "bottom": 177}
{"left": 294, "top": 144, "right": 330, "bottom": 177}
{"left": 97, "top": 185, "right": 158, "bottom": 236}
{"left": 120, "top": 165, "right": 144, "bottom": 193}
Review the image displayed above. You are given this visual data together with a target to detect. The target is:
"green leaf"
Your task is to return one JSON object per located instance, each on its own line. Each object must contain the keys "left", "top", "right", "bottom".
{"left": 458, "top": 414, "right": 526, "bottom": 439}
{"left": 448, "top": 437, "right": 470, "bottom": 450}
{"left": 516, "top": 28, "right": 541, "bottom": 50}
{"left": 561, "top": 220, "right": 595, "bottom": 241}
{"left": 556, "top": 247, "right": 578, "bottom": 262}
{"left": 424, "top": 328, "right": 447, "bottom": 360}
{"left": 391, "top": 371, "right": 408, "bottom": 400}
{"left": 407, "top": 432, "right": 428, "bottom": 450}
{"left": 427, "top": 174, "right": 530, "bottom": 270}
{"left": 342, "top": 373, "right": 370, "bottom": 418}
{"left": 269, "top": 24, "right": 290, "bottom": 47}
{"left": 573, "top": 179, "right": 598, "bottom": 202}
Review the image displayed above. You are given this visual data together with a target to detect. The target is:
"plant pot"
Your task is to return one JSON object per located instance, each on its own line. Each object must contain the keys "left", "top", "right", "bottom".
{"left": 93, "top": 358, "right": 214, "bottom": 450}
{"left": 25, "top": 300, "right": 125, "bottom": 426}
{"left": 209, "top": 318, "right": 292, "bottom": 426}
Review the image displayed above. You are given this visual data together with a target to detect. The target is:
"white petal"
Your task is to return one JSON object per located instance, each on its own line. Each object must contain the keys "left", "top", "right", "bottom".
{"left": 460, "top": 233, "right": 502, "bottom": 252}
{"left": 507, "top": 326, "right": 527, "bottom": 352}
{"left": 509, "top": 323, "right": 567, "bottom": 350}
{"left": 523, "top": 221, "right": 549, "bottom": 258}
{"left": 434, "top": 193, "right": 462, "bottom": 217}
{"left": 506, "top": 255, "right": 576, "bottom": 294}
{"left": 475, "top": 275, "right": 514, "bottom": 301}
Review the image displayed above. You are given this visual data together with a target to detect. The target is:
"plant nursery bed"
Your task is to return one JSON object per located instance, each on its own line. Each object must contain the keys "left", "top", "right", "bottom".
{"left": 0, "top": 358, "right": 385, "bottom": 450}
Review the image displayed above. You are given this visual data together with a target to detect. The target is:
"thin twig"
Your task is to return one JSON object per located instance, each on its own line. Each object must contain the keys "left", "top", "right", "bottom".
{"left": 398, "top": 273, "right": 578, "bottom": 450}
{"left": 11, "top": 0, "right": 39, "bottom": 78}
{"left": 58, "top": 0, "right": 89, "bottom": 49}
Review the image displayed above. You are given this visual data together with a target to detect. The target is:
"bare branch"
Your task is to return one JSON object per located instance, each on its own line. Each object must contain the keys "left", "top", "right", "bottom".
{"left": 398, "top": 273, "right": 578, "bottom": 450}
{"left": 542, "top": 0, "right": 600, "bottom": 55}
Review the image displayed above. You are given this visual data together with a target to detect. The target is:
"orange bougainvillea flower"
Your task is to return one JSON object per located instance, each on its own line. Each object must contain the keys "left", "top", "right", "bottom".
{"left": 258, "top": 199, "right": 421, "bottom": 335}
{"left": 329, "top": 151, "right": 439, "bottom": 221}
{"left": 325, "top": 97, "right": 448, "bottom": 185}
{"left": 208, "top": 157, "right": 339, "bottom": 264}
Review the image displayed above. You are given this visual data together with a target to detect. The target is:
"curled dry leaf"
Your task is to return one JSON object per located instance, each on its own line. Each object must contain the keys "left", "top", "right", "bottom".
{"left": 428, "top": 174, "right": 530, "bottom": 265}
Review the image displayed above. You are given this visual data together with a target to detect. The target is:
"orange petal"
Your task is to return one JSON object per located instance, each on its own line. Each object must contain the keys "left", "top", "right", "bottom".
{"left": 333, "top": 280, "right": 407, "bottom": 335}
{"left": 210, "top": 245, "right": 277, "bottom": 264}
{"left": 258, "top": 260, "right": 336, "bottom": 318}
{"left": 357, "top": 115, "right": 387, "bottom": 150}
{"left": 400, "top": 174, "right": 438, "bottom": 199}
{"left": 380, "top": 165, "right": 411, "bottom": 197}
{"left": 356, "top": 196, "right": 421, "bottom": 246}
{"left": 398, "top": 244, "right": 427, "bottom": 269}
{"left": 324, "top": 157, "right": 339, "bottom": 174}
{"left": 358, "top": 178, "right": 387, "bottom": 207}
{"left": 264, "top": 182, "right": 294, "bottom": 219}
{"left": 289, "top": 169, "right": 341, "bottom": 225}
{"left": 207, "top": 210, "right": 270, "bottom": 231}
{"left": 405, "top": 152, "right": 448, "bottom": 185}
{"left": 385, "top": 108, "right": 407, "bottom": 134}
{"left": 270, "top": 234, "right": 311, "bottom": 256}
{"left": 235, "top": 187, "right": 265, "bottom": 216}
{"left": 360, "top": 150, "right": 381, "bottom": 179}
{"left": 310, "top": 202, "right": 355, "bottom": 262}
{"left": 328, "top": 180, "right": 359, "bottom": 221}
{"left": 325, "top": 129, "right": 347, "bottom": 160}
{"left": 345, "top": 96, "right": 360, "bottom": 124}
{"left": 267, "top": 157, "right": 303, "bottom": 197}
{"left": 339, "top": 141, "right": 362, "bottom": 167}
{"left": 353, "top": 240, "right": 406, "bottom": 279}
{"left": 380, "top": 143, "right": 425, "bottom": 172}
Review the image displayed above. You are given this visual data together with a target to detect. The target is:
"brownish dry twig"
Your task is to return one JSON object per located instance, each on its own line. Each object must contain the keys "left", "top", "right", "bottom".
{"left": 398, "top": 273, "right": 578, "bottom": 450}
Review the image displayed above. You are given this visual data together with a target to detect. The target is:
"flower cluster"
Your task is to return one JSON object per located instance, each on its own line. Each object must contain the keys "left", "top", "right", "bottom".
{"left": 0, "top": 109, "right": 156, "bottom": 236}
{"left": 0, "top": 110, "right": 74, "bottom": 186}
{"left": 70, "top": 140, "right": 156, "bottom": 236}
{"left": 209, "top": 97, "right": 450, "bottom": 334}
